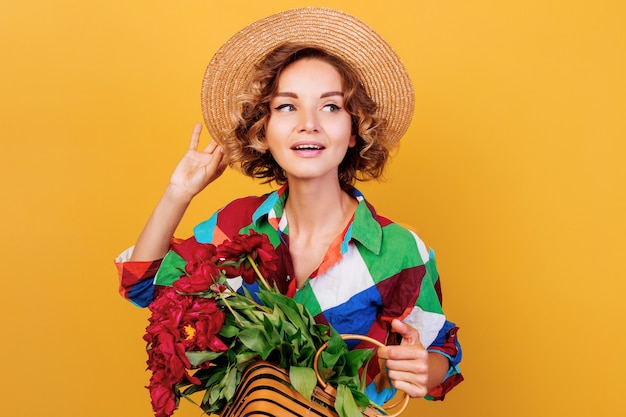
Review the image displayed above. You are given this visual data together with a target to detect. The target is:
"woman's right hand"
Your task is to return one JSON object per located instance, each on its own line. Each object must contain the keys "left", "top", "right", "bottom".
{"left": 129, "top": 124, "right": 227, "bottom": 261}
{"left": 168, "top": 123, "right": 228, "bottom": 202}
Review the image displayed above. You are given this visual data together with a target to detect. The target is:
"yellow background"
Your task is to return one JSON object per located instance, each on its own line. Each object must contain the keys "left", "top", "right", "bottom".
{"left": 1, "top": 0, "right": 624, "bottom": 416}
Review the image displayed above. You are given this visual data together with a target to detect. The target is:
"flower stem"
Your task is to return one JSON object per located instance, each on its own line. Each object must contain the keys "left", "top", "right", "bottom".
{"left": 219, "top": 294, "right": 244, "bottom": 326}
{"left": 246, "top": 254, "right": 271, "bottom": 289}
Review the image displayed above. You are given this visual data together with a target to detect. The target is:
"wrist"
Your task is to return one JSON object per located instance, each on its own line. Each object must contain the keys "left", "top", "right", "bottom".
{"left": 163, "top": 184, "right": 195, "bottom": 207}
{"left": 426, "top": 351, "right": 450, "bottom": 389}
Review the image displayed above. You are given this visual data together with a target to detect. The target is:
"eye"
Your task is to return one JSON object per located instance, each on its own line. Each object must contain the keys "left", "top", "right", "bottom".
{"left": 322, "top": 104, "right": 341, "bottom": 112}
{"left": 274, "top": 103, "right": 296, "bottom": 112}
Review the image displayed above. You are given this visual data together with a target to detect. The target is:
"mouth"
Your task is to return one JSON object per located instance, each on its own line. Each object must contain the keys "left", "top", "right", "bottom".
{"left": 292, "top": 144, "right": 325, "bottom": 150}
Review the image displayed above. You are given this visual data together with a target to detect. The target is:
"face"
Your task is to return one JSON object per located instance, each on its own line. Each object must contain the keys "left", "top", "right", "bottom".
{"left": 264, "top": 58, "right": 356, "bottom": 185}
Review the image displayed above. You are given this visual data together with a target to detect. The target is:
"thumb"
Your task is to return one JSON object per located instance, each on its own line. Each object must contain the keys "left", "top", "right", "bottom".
{"left": 391, "top": 318, "right": 421, "bottom": 347}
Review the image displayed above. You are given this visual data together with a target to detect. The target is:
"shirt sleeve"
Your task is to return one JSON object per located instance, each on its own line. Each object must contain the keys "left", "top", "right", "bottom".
{"left": 115, "top": 246, "right": 162, "bottom": 308}
{"left": 406, "top": 249, "right": 463, "bottom": 400}
{"left": 424, "top": 321, "right": 463, "bottom": 400}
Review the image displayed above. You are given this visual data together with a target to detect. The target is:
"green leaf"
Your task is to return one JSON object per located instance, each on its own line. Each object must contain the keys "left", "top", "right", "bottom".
{"left": 154, "top": 250, "right": 187, "bottom": 286}
{"left": 218, "top": 324, "right": 240, "bottom": 338}
{"left": 260, "top": 344, "right": 277, "bottom": 361}
{"left": 238, "top": 327, "right": 269, "bottom": 352}
{"left": 260, "top": 293, "right": 309, "bottom": 330}
{"left": 255, "top": 287, "right": 277, "bottom": 309}
{"left": 289, "top": 366, "right": 317, "bottom": 401}
{"left": 223, "top": 366, "right": 239, "bottom": 401}
{"left": 265, "top": 308, "right": 283, "bottom": 327}
{"left": 235, "top": 351, "right": 258, "bottom": 367}
{"left": 311, "top": 323, "right": 331, "bottom": 344}
{"left": 205, "top": 367, "right": 226, "bottom": 385}
{"left": 350, "top": 390, "right": 372, "bottom": 410}
{"left": 262, "top": 314, "right": 282, "bottom": 346}
{"left": 343, "top": 348, "right": 375, "bottom": 376}
{"left": 262, "top": 314, "right": 273, "bottom": 334}
{"left": 335, "top": 384, "right": 363, "bottom": 417}
{"left": 282, "top": 321, "right": 300, "bottom": 339}
{"left": 238, "top": 306, "right": 266, "bottom": 323}
{"left": 321, "top": 349, "right": 342, "bottom": 371}
{"left": 186, "top": 350, "right": 224, "bottom": 367}
{"left": 208, "top": 383, "right": 223, "bottom": 406}
{"left": 325, "top": 329, "right": 347, "bottom": 355}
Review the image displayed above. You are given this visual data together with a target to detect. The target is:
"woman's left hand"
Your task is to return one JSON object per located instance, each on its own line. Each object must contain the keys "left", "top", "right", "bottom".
{"left": 377, "top": 319, "right": 431, "bottom": 398}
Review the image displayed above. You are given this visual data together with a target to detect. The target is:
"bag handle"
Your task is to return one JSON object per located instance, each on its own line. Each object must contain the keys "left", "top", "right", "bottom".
{"left": 313, "top": 334, "right": 410, "bottom": 417}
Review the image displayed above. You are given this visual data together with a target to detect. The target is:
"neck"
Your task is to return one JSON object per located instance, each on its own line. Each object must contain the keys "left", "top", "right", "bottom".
{"left": 284, "top": 179, "right": 356, "bottom": 236}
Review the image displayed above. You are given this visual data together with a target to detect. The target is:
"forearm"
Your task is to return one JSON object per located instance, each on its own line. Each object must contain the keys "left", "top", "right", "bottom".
{"left": 426, "top": 351, "right": 449, "bottom": 390}
{"left": 130, "top": 185, "right": 193, "bottom": 261}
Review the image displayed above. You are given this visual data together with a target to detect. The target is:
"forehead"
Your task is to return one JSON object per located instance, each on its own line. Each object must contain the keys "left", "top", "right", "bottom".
{"left": 277, "top": 58, "right": 343, "bottom": 90}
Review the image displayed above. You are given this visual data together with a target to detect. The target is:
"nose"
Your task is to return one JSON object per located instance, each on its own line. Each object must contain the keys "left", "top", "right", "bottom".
{"left": 297, "top": 107, "right": 319, "bottom": 133}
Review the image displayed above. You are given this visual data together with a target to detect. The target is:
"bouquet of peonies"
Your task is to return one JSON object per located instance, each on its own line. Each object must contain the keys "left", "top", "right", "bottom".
{"left": 143, "top": 230, "right": 378, "bottom": 417}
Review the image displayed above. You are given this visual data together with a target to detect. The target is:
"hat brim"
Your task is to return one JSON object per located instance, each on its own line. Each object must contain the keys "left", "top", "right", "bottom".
{"left": 201, "top": 7, "right": 414, "bottom": 147}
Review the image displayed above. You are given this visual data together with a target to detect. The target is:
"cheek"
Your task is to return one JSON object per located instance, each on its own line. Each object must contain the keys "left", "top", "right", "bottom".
{"left": 264, "top": 117, "right": 286, "bottom": 139}
{"left": 329, "top": 119, "right": 355, "bottom": 145}
{"left": 263, "top": 124, "right": 284, "bottom": 156}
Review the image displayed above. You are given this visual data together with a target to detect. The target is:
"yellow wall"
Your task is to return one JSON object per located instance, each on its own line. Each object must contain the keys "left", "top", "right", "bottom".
{"left": 1, "top": 1, "right": 624, "bottom": 416}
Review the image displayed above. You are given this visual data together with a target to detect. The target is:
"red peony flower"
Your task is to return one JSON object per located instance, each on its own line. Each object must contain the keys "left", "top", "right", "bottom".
{"left": 215, "top": 230, "right": 279, "bottom": 284}
{"left": 143, "top": 232, "right": 296, "bottom": 417}
{"left": 180, "top": 296, "right": 228, "bottom": 352}
{"left": 144, "top": 287, "right": 225, "bottom": 417}
{"left": 170, "top": 237, "right": 221, "bottom": 293}
{"left": 173, "top": 262, "right": 221, "bottom": 293}
{"left": 171, "top": 236, "right": 217, "bottom": 264}
{"left": 147, "top": 375, "right": 178, "bottom": 417}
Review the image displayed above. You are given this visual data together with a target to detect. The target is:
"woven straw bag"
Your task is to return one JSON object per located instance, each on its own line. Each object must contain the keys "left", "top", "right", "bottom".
{"left": 220, "top": 334, "right": 409, "bottom": 417}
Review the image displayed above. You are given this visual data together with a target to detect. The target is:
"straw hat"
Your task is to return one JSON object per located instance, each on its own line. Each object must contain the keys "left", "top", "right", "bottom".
{"left": 201, "top": 7, "right": 414, "bottom": 148}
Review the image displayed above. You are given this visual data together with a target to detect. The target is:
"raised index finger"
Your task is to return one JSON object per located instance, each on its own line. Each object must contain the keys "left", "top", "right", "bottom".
{"left": 188, "top": 123, "right": 203, "bottom": 150}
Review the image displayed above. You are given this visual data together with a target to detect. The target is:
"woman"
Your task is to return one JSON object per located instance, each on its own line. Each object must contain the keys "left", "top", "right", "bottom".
{"left": 117, "top": 7, "right": 462, "bottom": 408}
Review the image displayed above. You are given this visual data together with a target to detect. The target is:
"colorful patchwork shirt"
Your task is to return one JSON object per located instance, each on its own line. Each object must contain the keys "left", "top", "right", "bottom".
{"left": 116, "top": 185, "right": 463, "bottom": 403}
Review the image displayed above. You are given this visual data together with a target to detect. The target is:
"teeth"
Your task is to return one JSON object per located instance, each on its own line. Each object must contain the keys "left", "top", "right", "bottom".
{"left": 294, "top": 145, "right": 322, "bottom": 150}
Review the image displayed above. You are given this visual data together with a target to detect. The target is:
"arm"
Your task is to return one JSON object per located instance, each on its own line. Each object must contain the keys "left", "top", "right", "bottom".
{"left": 130, "top": 123, "right": 227, "bottom": 261}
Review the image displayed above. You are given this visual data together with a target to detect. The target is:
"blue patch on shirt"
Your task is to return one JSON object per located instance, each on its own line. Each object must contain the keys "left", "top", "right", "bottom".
{"left": 194, "top": 212, "right": 218, "bottom": 243}
{"left": 128, "top": 278, "right": 155, "bottom": 308}
{"left": 323, "top": 285, "right": 382, "bottom": 348}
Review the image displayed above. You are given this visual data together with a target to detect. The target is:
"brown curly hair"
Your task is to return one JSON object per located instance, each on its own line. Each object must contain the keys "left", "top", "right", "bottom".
{"left": 224, "top": 43, "right": 390, "bottom": 190}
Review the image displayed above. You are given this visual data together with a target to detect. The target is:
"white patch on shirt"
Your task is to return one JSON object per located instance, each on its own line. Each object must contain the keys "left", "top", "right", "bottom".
{"left": 308, "top": 244, "right": 375, "bottom": 311}
{"left": 402, "top": 306, "right": 446, "bottom": 348}
{"left": 408, "top": 230, "right": 430, "bottom": 264}
{"left": 227, "top": 276, "right": 243, "bottom": 292}
{"left": 115, "top": 246, "right": 134, "bottom": 263}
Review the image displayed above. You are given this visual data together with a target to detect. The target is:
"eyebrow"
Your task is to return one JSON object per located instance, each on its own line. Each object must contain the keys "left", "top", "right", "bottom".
{"left": 274, "top": 91, "right": 344, "bottom": 99}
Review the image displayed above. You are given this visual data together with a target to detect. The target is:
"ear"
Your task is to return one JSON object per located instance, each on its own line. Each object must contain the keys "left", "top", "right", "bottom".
{"left": 257, "top": 131, "right": 269, "bottom": 152}
{"left": 348, "top": 134, "right": 357, "bottom": 148}
{"left": 258, "top": 142, "right": 270, "bottom": 154}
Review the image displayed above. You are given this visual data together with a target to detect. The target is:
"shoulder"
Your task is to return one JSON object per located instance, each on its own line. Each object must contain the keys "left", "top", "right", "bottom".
{"left": 194, "top": 192, "right": 275, "bottom": 243}
{"left": 352, "top": 193, "right": 432, "bottom": 265}
{"left": 218, "top": 194, "right": 269, "bottom": 216}
{"left": 376, "top": 212, "right": 432, "bottom": 266}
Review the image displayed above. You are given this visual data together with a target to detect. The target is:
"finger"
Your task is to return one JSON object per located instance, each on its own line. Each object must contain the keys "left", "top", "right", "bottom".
{"left": 383, "top": 344, "right": 429, "bottom": 363}
{"left": 391, "top": 319, "right": 421, "bottom": 346}
{"left": 202, "top": 140, "right": 220, "bottom": 154}
{"left": 216, "top": 152, "right": 228, "bottom": 174}
{"left": 189, "top": 123, "right": 203, "bottom": 150}
{"left": 204, "top": 146, "right": 227, "bottom": 176}
{"left": 387, "top": 366, "right": 429, "bottom": 385}
{"left": 379, "top": 343, "right": 429, "bottom": 361}
{"left": 389, "top": 377, "right": 428, "bottom": 398}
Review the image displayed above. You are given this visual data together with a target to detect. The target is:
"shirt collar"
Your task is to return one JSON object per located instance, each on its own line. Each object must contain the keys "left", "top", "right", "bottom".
{"left": 253, "top": 185, "right": 383, "bottom": 255}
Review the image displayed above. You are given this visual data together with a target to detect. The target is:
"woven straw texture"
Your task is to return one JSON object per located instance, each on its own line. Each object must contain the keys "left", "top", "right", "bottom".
{"left": 201, "top": 7, "right": 414, "bottom": 147}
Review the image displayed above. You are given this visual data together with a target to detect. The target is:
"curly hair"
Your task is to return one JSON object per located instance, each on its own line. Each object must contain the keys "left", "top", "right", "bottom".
{"left": 223, "top": 43, "right": 390, "bottom": 190}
